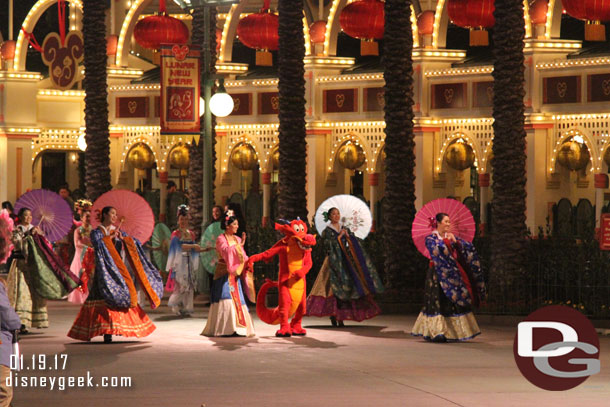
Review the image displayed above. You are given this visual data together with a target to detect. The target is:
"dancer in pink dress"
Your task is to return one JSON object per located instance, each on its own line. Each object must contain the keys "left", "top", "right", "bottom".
{"left": 67, "top": 210, "right": 95, "bottom": 304}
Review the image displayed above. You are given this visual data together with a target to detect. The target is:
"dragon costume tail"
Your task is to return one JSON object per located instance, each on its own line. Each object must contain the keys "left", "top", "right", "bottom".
{"left": 256, "top": 279, "right": 281, "bottom": 325}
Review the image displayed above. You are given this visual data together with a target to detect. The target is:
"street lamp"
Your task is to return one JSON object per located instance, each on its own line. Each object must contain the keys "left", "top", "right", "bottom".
{"left": 173, "top": 0, "right": 239, "bottom": 231}
{"left": 209, "top": 79, "right": 234, "bottom": 117}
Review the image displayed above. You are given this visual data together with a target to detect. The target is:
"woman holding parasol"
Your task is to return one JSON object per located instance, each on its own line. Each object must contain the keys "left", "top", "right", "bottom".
{"left": 68, "top": 198, "right": 163, "bottom": 343}
{"left": 8, "top": 208, "right": 51, "bottom": 330}
{"left": 410, "top": 202, "right": 486, "bottom": 342}
{"left": 307, "top": 202, "right": 384, "bottom": 326}
{"left": 8, "top": 190, "right": 82, "bottom": 331}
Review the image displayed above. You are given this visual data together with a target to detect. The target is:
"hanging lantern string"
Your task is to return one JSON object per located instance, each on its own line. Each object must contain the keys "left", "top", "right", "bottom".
{"left": 20, "top": 27, "right": 43, "bottom": 53}
{"left": 57, "top": 0, "right": 67, "bottom": 44}
{"left": 159, "top": 0, "right": 167, "bottom": 14}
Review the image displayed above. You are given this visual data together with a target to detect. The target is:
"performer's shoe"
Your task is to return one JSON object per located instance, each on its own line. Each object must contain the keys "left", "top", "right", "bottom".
{"left": 431, "top": 334, "right": 447, "bottom": 343}
{"left": 103, "top": 334, "right": 112, "bottom": 343}
{"left": 330, "top": 316, "right": 338, "bottom": 327}
{"left": 337, "top": 319, "right": 345, "bottom": 327}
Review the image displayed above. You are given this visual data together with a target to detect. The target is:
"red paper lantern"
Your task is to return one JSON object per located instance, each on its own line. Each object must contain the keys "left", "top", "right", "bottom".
{"left": 106, "top": 35, "right": 118, "bottom": 56}
{"left": 310, "top": 20, "right": 327, "bottom": 44}
{"left": 134, "top": 14, "right": 189, "bottom": 50}
{"left": 417, "top": 10, "right": 435, "bottom": 36}
{"left": 339, "top": 0, "right": 385, "bottom": 56}
{"left": 216, "top": 28, "right": 222, "bottom": 52}
{"left": 448, "top": 0, "right": 495, "bottom": 46}
{"left": 236, "top": 0, "right": 278, "bottom": 66}
{"left": 1, "top": 40, "right": 16, "bottom": 61}
{"left": 563, "top": 0, "right": 610, "bottom": 41}
{"left": 529, "top": 0, "right": 549, "bottom": 25}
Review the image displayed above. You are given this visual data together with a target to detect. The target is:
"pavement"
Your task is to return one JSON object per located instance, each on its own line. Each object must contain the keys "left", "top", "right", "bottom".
{"left": 9, "top": 299, "right": 610, "bottom": 407}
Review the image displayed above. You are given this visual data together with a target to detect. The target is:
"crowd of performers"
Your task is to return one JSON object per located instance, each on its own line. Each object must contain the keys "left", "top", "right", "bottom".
{"left": 0, "top": 195, "right": 486, "bottom": 345}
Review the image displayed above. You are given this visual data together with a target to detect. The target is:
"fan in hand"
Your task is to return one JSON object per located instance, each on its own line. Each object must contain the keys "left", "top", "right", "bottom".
{"left": 151, "top": 223, "right": 171, "bottom": 271}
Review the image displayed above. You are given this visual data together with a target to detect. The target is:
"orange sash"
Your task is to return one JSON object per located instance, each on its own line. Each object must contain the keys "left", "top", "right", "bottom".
{"left": 103, "top": 236, "right": 138, "bottom": 308}
{"left": 123, "top": 236, "right": 161, "bottom": 309}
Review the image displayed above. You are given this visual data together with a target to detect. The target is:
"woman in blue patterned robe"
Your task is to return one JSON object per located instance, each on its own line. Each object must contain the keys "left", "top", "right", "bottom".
{"left": 411, "top": 212, "right": 486, "bottom": 342}
{"left": 68, "top": 206, "right": 163, "bottom": 343}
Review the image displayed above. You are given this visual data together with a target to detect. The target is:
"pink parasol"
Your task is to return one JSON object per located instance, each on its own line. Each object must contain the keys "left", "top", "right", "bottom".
{"left": 91, "top": 190, "right": 155, "bottom": 243}
{"left": 14, "top": 189, "right": 73, "bottom": 242}
{"left": 412, "top": 198, "right": 476, "bottom": 259}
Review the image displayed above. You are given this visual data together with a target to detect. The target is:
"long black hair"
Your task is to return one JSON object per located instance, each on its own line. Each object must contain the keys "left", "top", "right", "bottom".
{"left": 435, "top": 212, "right": 449, "bottom": 223}
{"left": 17, "top": 207, "right": 31, "bottom": 223}
{"left": 98, "top": 206, "right": 115, "bottom": 223}
{"left": 220, "top": 210, "right": 238, "bottom": 231}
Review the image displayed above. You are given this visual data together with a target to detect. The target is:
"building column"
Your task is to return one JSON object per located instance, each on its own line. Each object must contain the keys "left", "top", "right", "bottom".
{"left": 159, "top": 171, "right": 168, "bottom": 222}
{"left": 369, "top": 173, "right": 379, "bottom": 231}
{"left": 478, "top": 173, "right": 490, "bottom": 235}
{"left": 594, "top": 173, "right": 608, "bottom": 230}
{"left": 0, "top": 136, "right": 7, "bottom": 203}
{"left": 261, "top": 172, "right": 271, "bottom": 227}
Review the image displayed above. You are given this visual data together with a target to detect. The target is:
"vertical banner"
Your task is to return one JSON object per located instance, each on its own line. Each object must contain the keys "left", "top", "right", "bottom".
{"left": 160, "top": 44, "right": 201, "bottom": 137}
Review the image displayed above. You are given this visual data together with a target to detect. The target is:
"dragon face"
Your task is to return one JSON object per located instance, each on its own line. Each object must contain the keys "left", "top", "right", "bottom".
{"left": 275, "top": 219, "right": 316, "bottom": 251}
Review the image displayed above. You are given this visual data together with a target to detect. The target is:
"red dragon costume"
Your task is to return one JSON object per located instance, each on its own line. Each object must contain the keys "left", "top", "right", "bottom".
{"left": 248, "top": 219, "right": 316, "bottom": 337}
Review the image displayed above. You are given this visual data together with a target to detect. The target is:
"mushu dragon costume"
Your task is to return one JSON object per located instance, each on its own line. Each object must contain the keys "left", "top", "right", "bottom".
{"left": 248, "top": 219, "right": 316, "bottom": 337}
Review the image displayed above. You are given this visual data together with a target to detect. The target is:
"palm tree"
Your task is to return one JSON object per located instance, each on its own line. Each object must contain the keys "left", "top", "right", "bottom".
{"left": 82, "top": 1, "right": 111, "bottom": 201}
{"left": 189, "top": 8, "right": 218, "bottom": 238}
{"left": 382, "top": 0, "right": 420, "bottom": 293}
{"left": 277, "top": 0, "right": 308, "bottom": 222}
{"left": 490, "top": 0, "right": 528, "bottom": 302}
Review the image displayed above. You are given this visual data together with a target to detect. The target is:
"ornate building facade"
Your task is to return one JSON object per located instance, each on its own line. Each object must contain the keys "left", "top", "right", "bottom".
{"left": 0, "top": 0, "right": 608, "bottom": 234}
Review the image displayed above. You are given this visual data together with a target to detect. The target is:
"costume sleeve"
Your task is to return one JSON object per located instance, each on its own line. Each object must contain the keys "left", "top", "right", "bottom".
{"left": 11, "top": 227, "right": 26, "bottom": 252}
{"left": 166, "top": 236, "right": 182, "bottom": 272}
{"left": 216, "top": 235, "right": 248, "bottom": 274}
{"left": 456, "top": 237, "right": 486, "bottom": 301}
{"left": 321, "top": 227, "right": 334, "bottom": 256}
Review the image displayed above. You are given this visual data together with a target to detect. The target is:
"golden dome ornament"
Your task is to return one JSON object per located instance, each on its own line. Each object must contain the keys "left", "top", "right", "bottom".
{"left": 445, "top": 139, "right": 475, "bottom": 171}
{"left": 556, "top": 139, "right": 590, "bottom": 172}
{"left": 231, "top": 143, "right": 258, "bottom": 171}
{"left": 126, "top": 143, "right": 155, "bottom": 170}
{"left": 337, "top": 141, "right": 366, "bottom": 170}
{"left": 169, "top": 144, "right": 190, "bottom": 170}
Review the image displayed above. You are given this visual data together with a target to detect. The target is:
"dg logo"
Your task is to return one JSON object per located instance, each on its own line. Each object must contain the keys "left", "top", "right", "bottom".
{"left": 513, "top": 305, "right": 600, "bottom": 391}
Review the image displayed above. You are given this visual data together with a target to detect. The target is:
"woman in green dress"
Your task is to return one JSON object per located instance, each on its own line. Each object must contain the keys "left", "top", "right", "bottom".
{"left": 306, "top": 207, "right": 384, "bottom": 326}
{"left": 8, "top": 208, "right": 48, "bottom": 330}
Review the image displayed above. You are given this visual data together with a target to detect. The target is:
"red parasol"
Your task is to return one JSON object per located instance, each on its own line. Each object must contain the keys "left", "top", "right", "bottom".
{"left": 14, "top": 189, "right": 73, "bottom": 242}
{"left": 412, "top": 198, "right": 476, "bottom": 259}
{"left": 91, "top": 190, "right": 155, "bottom": 243}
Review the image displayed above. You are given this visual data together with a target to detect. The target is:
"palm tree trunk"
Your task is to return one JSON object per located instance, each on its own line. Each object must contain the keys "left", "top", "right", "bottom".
{"left": 277, "top": 0, "right": 308, "bottom": 222}
{"left": 82, "top": 0, "right": 111, "bottom": 201}
{"left": 490, "top": 0, "right": 528, "bottom": 303}
{"left": 189, "top": 7, "right": 218, "bottom": 238}
{"left": 382, "top": 0, "right": 420, "bottom": 294}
